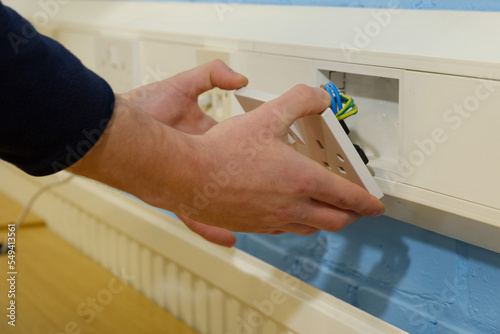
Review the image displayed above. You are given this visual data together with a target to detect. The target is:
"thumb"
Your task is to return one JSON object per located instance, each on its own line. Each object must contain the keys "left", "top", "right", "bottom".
{"left": 174, "top": 59, "right": 248, "bottom": 97}
{"left": 255, "top": 84, "right": 331, "bottom": 135}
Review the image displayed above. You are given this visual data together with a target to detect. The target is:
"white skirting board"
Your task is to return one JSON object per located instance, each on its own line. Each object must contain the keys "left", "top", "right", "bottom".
{"left": 0, "top": 161, "right": 405, "bottom": 334}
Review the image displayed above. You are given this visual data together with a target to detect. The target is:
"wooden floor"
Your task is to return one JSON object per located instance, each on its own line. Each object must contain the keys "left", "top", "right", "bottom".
{"left": 0, "top": 193, "right": 197, "bottom": 334}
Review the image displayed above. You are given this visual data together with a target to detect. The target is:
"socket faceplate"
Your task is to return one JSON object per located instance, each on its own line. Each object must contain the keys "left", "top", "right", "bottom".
{"left": 234, "top": 87, "right": 383, "bottom": 199}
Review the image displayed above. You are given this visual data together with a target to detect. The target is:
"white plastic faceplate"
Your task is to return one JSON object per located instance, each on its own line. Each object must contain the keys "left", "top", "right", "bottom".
{"left": 234, "top": 87, "right": 384, "bottom": 199}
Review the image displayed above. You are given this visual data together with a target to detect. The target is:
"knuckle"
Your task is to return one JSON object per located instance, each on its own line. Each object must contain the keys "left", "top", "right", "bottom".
{"left": 333, "top": 193, "right": 356, "bottom": 209}
{"left": 292, "top": 177, "right": 314, "bottom": 195}
{"left": 276, "top": 207, "right": 295, "bottom": 223}
{"left": 275, "top": 205, "right": 304, "bottom": 223}
{"left": 332, "top": 185, "right": 365, "bottom": 211}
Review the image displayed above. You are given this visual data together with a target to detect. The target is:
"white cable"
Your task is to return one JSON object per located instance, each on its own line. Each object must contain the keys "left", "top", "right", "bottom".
{"left": 0, "top": 173, "right": 75, "bottom": 254}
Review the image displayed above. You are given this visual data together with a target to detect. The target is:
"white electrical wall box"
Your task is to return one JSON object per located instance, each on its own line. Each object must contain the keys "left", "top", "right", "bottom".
{"left": 6, "top": 0, "right": 500, "bottom": 254}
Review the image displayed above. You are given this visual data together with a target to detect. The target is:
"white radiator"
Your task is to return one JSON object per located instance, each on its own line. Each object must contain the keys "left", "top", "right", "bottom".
{"left": 0, "top": 161, "right": 405, "bottom": 333}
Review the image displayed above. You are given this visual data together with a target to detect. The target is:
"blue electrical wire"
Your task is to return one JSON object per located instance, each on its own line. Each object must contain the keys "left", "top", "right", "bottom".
{"left": 323, "top": 82, "right": 359, "bottom": 121}
{"left": 325, "top": 82, "right": 342, "bottom": 115}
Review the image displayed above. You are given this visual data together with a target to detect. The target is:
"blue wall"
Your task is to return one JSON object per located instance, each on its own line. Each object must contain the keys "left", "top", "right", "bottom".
{"left": 140, "top": 0, "right": 500, "bottom": 332}
{"left": 235, "top": 217, "right": 500, "bottom": 333}
{"left": 147, "top": 0, "right": 500, "bottom": 11}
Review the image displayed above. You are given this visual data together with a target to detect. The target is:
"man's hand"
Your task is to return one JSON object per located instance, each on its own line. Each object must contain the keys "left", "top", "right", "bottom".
{"left": 69, "top": 63, "right": 384, "bottom": 249}
{"left": 177, "top": 84, "right": 385, "bottom": 235}
{"left": 121, "top": 60, "right": 248, "bottom": 247}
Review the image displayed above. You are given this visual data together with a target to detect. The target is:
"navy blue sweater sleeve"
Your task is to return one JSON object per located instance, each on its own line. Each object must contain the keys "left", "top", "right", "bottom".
{"left": 0, "top": 3, "right": 115, "bottom": 176}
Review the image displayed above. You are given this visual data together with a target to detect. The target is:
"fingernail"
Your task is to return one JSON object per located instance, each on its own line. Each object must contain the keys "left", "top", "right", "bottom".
{"left": 236, "top": 73, "right": 249, "bottom": 84}
{"left": 372, "top": 208, "right": 385, "bottom": 217}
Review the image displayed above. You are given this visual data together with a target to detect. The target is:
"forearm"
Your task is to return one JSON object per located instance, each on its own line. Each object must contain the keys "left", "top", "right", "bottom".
{"left": 68, "top": 96, "right": 203, "bottom": 211}
{"left": 0, "top": 4, "right": 114, "bottom": 176}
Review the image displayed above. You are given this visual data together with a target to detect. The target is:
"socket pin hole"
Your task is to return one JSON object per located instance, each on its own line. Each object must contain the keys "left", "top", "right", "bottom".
{"left": 338, "top": 166, "right": 347, "bottom": 174}
{"left": 316, "top": 140, "right": 324, "bottom": 150}
{"left": 323, "top": 161, "right": 331, "bottom": 170}
{"left": 337, "top": 153, "right": 345, "bottom": 162}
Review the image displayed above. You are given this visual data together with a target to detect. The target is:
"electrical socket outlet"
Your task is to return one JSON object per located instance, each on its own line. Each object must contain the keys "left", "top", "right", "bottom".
{"left": 317, "top": 65, "right": 401, "bottom": 177}
{"left": 234, "top": 87, "right": 383, "bottom": 199}
{"left": 95, "top": 36, "right": 139, "bottom": 94}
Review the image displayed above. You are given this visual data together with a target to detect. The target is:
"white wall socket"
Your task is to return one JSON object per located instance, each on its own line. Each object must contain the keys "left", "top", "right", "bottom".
{"left": 234, "top": 87, "right": 384, "bottom": 199}
{"left": 95, "top": 36, "right": 139, "bottom": 93}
